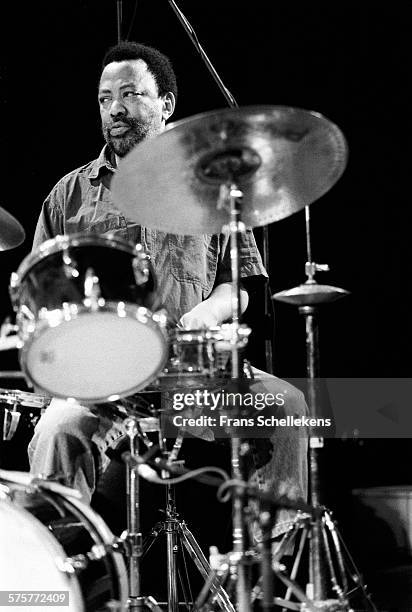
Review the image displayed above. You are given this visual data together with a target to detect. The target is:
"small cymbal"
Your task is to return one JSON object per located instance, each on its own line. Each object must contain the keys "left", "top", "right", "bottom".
{"left": 112, "top": 105, "right": 348, "bottom": 234}
{"left": 0, "top": 206, "right": 25, "bottom": 251}
{"left": 273, "top": 282, "right": 349, "bottom": 306}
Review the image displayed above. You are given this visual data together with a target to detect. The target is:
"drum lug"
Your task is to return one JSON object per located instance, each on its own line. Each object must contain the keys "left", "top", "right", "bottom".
{"left": 58, "top": 542, "right": 108, "bottom": 575}
{"left": 243, "top": 359, "right": 254, "bottom": 379}
{"left": 62, "top": 247, "right": 80, "bottom": 279}
{"left": 152, "top": 309, "right": 168, "bottom": 329}
{"left": 112, "top": 536, "right": 128, "bottom": 557}
{"left": 83, "top": 267, "right": 104, "bottom": 311}
{"left": 133, "top": 253, "right": 151, "bottom": 286}
{"left": 9, "top": 272, "right": 19, "bottom": 307}
{"left": 2, "top": 407, "right": 21, "bottom": 441}
{"left": 55, "top": 555, "right": 86, "bottom": 575}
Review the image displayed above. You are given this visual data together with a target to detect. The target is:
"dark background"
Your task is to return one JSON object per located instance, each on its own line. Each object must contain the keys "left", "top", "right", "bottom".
{"left": 1, "top": 2, "right": 412, "bottom": 608}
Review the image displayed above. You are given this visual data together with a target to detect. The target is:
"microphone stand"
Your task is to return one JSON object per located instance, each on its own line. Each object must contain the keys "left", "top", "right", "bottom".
{"left": 116, "top": 0, "right": 122, "bottom": 42}
{"left": 167, "top": 0, "right": 275, "bottom": 374}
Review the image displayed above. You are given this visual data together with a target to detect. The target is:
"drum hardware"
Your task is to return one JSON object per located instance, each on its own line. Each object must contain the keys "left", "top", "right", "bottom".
{"left": 193, "top": 482, "right": 319, "bottom": 612}
{"left": 272, "top": 215, "right": 377, "bottom": 611}
{"left": 0, "top": 388, "right": 51, "bottom": 441}
{"left": 0, "top": 205, "right": 25, "bottom": 251}
{"left": 116, "top": 414, "right": 163, "bottom": 612}
{"left": 0, "top": 318, "right": 20, "bottom": 351}
{"left": 116, "top": 425, "right": 235, "bottom": 612}
{"left": 0, "top": 370, "right": 25, "bottom": 378}
{"left": 0, "top": 335, "right": 20, "bottom": 351}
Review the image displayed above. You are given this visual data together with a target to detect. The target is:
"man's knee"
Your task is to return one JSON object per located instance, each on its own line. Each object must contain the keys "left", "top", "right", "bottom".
{"left": 33, "top": 399, "right": 99, "bottom": 439}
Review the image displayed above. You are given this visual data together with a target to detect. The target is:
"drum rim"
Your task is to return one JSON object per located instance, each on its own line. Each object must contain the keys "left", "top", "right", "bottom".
{"left": 18, "top": 304, "right": 169, "bottom": 403}
{"left": 11, "top": 232, "right": 147, "bottom": 287}
{"left": 0, "top": 388, "right": 51, "bottom": 408}
{"left": 172, "top": 323, "right": 251, "bottom": 343}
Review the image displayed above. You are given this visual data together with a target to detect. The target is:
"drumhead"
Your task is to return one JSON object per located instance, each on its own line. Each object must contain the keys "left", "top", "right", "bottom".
{"left": 22, "top": 308, "right": 167, "bottom": 402}
{"left": 0, "top": 499, "right": 84, "bottom": 610}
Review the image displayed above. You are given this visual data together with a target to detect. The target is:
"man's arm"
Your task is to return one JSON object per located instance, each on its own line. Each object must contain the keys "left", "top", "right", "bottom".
{"left": 179, "top": 281, "right": 248, "bottom": 329}
{"left": 179, "top": 229, "right": 267, "bottom": 329}
{"left": 32, "top": 184, "right": 65, "bottom": 251}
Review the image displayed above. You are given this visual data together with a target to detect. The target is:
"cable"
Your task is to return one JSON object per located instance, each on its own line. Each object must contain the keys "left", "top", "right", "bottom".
{"left": 137, "top": 463, "right": 230, "bottom": 486}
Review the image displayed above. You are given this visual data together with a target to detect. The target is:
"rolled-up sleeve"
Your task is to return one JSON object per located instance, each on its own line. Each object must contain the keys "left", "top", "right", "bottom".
{"left": 215, "top": 229, "right": 268, "bottom": 287}
{"left": 32, "top": 184, "right": 65, "bottom": 251}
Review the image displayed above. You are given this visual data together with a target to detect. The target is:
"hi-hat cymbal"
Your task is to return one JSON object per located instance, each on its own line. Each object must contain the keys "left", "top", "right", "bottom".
{"left": 112, "top": 105, "right": 348, "bottom": 235}
{"left": 273, "top": 282, "right": 350, "bottom": 306}
{"left": 0, "top": 206, "right": 25, "bottom": 251}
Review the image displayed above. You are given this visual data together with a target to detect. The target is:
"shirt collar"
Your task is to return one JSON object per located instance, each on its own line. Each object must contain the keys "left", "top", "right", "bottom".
{"left": 87, "top": 145, "right": 116, "bottom": 180}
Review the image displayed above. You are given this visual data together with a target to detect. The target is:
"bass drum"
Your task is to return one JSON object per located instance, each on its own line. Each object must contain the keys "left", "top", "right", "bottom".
{"left": 0, "top": 469, "right": 128, "bottom": 611}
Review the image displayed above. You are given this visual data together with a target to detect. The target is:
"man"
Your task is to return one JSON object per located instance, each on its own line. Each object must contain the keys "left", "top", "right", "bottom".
{"left": 29, "top": 41, "right": 307, "bottom": 538}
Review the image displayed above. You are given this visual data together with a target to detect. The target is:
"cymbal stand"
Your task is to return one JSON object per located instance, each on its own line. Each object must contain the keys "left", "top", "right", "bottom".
{"left": 140, "top": 180, "right": 252, "bottom": 612}
{"left": 121, "top": 416, "right": 163, "bottom": 612}
{"left": 141, "top": 432, "right": 235, "bottom": 612}
{"left": 272, "top": 207, "right": 376, "bottom": 611}
{"left": 222, "top": 181, "right": 253, "bottom": 612}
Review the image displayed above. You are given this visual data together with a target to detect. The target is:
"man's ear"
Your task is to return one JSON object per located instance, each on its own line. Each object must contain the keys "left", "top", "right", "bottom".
{"left": 162, "top": 92, "right": 176, "bottom": 122}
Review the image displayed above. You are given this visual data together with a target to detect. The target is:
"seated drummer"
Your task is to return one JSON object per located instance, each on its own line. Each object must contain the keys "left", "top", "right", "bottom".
{"left": 28, "top": 41, "right": 307, "bottom": 539}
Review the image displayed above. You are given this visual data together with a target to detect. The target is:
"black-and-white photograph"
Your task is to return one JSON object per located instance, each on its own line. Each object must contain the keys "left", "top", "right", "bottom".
{"left": 0, "top": 2, "right": 411, "bottom": 610}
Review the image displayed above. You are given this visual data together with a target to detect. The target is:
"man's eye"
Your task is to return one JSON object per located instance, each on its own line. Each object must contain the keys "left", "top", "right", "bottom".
{"left": 123, "top": 91, "right": 142, "bottom": 99}
{"left": 99, "top": 96, "right": 111, "bottom": 105}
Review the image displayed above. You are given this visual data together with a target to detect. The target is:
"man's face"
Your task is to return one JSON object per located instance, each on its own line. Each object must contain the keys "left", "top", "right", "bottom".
{"left": 98, "top": 59, "right": 174, "bottom": 158}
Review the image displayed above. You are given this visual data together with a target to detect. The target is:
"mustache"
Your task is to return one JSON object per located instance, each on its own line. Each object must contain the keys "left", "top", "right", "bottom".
{"left": 105, "top": 117, "right": 139, "bottom": 130}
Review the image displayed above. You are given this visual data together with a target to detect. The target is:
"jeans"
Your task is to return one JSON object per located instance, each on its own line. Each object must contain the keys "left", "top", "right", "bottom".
{"left": 28, "top": 368, "right": 308, "bottom": 534}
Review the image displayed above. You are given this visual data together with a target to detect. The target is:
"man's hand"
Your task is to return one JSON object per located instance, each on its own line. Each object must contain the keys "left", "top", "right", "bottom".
{"left": 178, "top": 282, "right": 249, "bottom": 329}
{"left": 178, "top": 302, "right": 219, "bottom": 329}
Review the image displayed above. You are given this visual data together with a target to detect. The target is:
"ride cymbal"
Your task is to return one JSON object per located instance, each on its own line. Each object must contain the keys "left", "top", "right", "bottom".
{"left": 112, "top": 106, "right": 348, "bottom": 235}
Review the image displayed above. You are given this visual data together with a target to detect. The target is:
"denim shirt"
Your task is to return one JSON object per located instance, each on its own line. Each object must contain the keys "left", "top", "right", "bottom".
{"left": 33, "top": 146, "right": 267, "bottom": 323}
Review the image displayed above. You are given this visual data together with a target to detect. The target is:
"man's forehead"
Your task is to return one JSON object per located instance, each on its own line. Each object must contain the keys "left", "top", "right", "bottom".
{"left": 99, "top": 58, "right": 153, "bottom": 89}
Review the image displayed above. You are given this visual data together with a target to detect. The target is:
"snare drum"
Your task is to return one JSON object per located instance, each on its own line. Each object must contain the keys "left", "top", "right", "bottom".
{"left": 148, "top": 324, "right": 252, "bottom": 391}
{"left": 10, "top": 233, "right": 168, "bottom": 403}
{"left": 0, "top": 469, "right": 127, "bottom": 611}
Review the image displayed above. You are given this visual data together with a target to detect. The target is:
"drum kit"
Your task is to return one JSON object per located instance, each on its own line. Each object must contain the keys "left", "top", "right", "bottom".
{"left": 0, "top": 105, "right": 377, "bottom": 612}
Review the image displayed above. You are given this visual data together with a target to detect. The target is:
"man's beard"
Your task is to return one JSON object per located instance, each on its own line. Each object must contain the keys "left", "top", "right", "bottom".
{"left": 102, "top": 117, "right": 152, "bottom": 157}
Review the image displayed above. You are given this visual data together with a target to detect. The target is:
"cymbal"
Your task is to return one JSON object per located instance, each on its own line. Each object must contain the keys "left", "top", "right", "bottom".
{"left": 0, "top": 206, "right": 25, "bottom": 251}
{"left": 112, "top": 105, "right": 348, "bottom": 235}
{"left": 273, "top": 282, "right": 349, "bottom": 306}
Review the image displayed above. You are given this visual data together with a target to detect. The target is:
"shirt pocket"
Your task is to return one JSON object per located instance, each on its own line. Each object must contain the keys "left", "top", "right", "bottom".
{"left": 168, "top": 234, "right": 217, "bottom": 296}
{"left": 88, "top": 216, "right": 142, "bottom": 245}
{"left": 87, "top": 215, "right": 125, "bottom": 235}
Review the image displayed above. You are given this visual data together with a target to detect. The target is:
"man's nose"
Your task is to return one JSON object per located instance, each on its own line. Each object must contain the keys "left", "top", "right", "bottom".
{"left": 110, "top": 98, "right": 127, "bottom": 116}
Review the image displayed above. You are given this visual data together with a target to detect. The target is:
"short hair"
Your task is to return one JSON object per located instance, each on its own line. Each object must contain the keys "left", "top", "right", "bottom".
{"left": 102, "top": 41, "right": 178, "bottom": 101}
